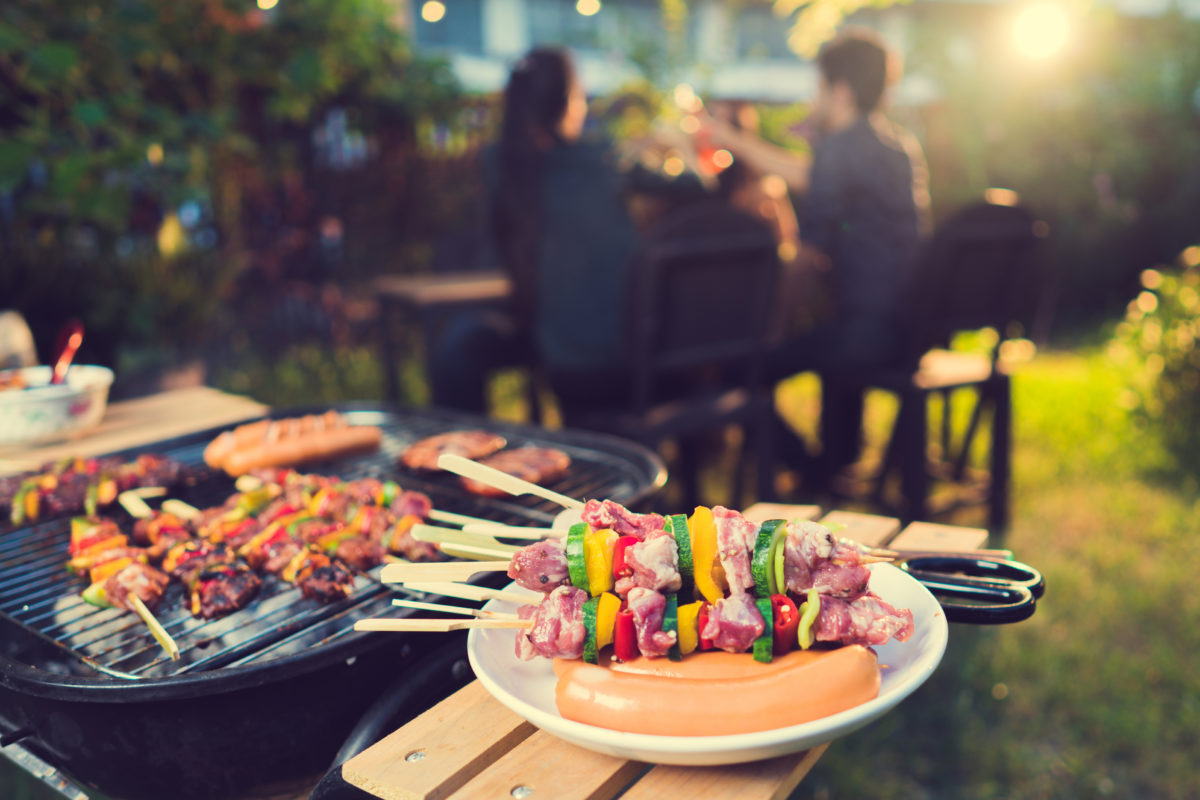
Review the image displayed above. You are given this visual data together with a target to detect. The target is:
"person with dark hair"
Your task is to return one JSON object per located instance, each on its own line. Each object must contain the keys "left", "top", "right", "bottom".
{"left": 430, "top": 47, "right": 705, "bottom": 415}
{"left": 489, "top": 47, "right": 636, "bottom": 378}
{"left": 704, "top": 27, "right": 931, "bottom": 482}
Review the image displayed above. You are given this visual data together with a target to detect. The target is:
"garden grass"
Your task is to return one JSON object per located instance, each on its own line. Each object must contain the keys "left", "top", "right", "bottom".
{"left": 791, "top": 347, "right": 1200, "bottom": 799}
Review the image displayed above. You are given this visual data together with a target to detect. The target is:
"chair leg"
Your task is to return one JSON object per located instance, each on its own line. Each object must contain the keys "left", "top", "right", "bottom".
{"left": 899, "top": 387, "right": 929, "bottom": 523}
{"left": 525, "top": 367, "right": 545, "bottom": 427}
{"left": 676, "top": 436, "right": 703, "bottom": 511}
{"left": 378, "top": 299, "right": 400, "bottom": 405}
{"left": 870, "top": 398, "right": 904, "bottom": 505}
{"left": 730, "top": 426, "right": 747, "bottom": 508}
{"left": 754, "top": 395, "right": 776, "bottom": 503}
{"left": 940, "top": 388, "right": 953, "bottom": 465}
{"left": 952, "top": 387, "right": 989, "bottom": 481}
{"left": 989, "top": 375, "right": 1012, "bottom": 535}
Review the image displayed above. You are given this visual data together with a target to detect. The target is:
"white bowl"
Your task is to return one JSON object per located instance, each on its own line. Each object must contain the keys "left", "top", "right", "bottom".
{"left": 0, "top": 365, "right": 114, "bottom": 448}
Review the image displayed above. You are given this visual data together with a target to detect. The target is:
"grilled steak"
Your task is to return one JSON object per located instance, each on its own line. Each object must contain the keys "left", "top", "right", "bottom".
{"left": 400, "top": 430, "right": 506, "bottom": 471}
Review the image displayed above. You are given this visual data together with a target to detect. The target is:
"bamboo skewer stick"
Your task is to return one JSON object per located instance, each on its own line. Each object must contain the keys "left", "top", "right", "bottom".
{"left": 391, "top": 598, "right": 519, "bottom": 619}
{"left": 436, "top": 454, "right": 585, "bottom": 510}
{"left": 117, "top": 491, "right": 155, "bottom": 520}
{"left": 235, "top": 474, "right": 264, "bottom": 492}
{"left": 354, "top": 617, "right": 531, "bottom": 633}
{"left": 427, "top": 509, "right": 497, "bottom": 528}
{"left": 399, "top": 580, "right": 539, "bottom": 607}
{"left": 410, "top": 524, "right": 522, "bottom": 554}
{"left": 460, "top": 522, "right": 562, "bottom": 541}
{"left": 380, "top": 560, "right": 511, "bottom": 584}
{"left": 128, "top": 594, "right": 181, "bottom": 661}
{"left": 161, "top": 499, "right": 201, "bottom": 521}
{"left": 434, "top": 542, "right": 522, "bottom": 561}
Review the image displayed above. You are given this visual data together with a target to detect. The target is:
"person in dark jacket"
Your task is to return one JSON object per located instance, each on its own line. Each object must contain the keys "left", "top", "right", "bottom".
{"left": 704, "top": 28, "right": 931, "bottom": 479}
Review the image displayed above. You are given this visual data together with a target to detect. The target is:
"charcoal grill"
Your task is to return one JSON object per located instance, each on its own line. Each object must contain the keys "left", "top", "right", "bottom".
{"left": 0, "top": 404, "right": 665, "bottom": 800}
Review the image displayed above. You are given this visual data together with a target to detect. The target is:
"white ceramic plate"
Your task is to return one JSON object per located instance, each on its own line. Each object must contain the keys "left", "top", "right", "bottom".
{"left": 466, "top": 564, "right": 948, "bottom": 765}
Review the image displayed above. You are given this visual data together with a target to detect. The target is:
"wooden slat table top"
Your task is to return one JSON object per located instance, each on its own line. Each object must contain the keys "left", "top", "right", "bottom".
{"left": 340, "top": 504, "right": 1000, "bottom": 800}
{"left": 374, "top": 271, "right": 512, "bottom": 308}
{"left": 0, "top": 386, "right": 266, "bottom": 475}
{"left": 818, "top": 509, "right": 902, "bottom": 547}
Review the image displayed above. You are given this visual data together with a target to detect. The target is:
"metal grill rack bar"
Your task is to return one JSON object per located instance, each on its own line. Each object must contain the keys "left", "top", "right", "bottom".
{"left": 0, "top": 406, "right": 664, "bottom": 682}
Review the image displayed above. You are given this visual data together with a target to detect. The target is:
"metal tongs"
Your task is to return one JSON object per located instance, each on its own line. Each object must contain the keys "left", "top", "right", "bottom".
{"left": 898, "top": 555, "right": 1045, "bottom": 624}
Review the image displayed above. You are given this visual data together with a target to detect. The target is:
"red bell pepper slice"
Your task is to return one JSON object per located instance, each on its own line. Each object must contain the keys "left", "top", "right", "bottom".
{"left": 261, "top": 503, "right": 300, "bottom": 525}
{"left": 613, "top": 607, "right": 639, "bottom": 662}
{"left": 697, "top": 603, "right": 714, "bottom": 651}
{"left": 770, "top": 594, "right": 800, "bottom": 655}
{"left": 70, "top": 531, "right": 110, "bottom": 556}
{"left": 612, "top": 536, "right": 640, "bottom": 578}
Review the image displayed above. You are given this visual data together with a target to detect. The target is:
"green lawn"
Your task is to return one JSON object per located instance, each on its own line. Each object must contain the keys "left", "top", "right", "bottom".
{"left": 791, "top": 347, "right": 1200, "bottom": 799}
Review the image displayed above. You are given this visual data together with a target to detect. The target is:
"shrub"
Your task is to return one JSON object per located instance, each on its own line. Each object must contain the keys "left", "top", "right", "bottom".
{"left": 1109, "top": 245, "right": 1200, "bottom": 474}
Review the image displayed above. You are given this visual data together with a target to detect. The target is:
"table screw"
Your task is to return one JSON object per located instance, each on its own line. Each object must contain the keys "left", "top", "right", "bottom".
{"left": 405, "top": 750, "right": 426, "bottom": 762}
{"left": 511, "top": 785, "right": 534, "bottom": 798}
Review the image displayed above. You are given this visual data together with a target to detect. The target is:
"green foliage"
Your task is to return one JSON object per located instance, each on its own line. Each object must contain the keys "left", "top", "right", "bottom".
{"left": 0, "top": 0, "right": 460, "bottom": 360}
{"left": 1109, "top": 245, "right": 1200, "bottom": 477}
{"left": 211, "top": 343, "right": 393, "bottom": 408}
{"left": 772, "top": 0, "right": 913, "bottom": 58}
{"left": 903, "top": 5, "right": 1200, "bottom": 325}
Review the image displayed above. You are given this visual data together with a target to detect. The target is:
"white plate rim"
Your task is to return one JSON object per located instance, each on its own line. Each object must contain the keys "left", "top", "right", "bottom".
{"left": 466, "top": 563, "right": 949, "bottom": 764}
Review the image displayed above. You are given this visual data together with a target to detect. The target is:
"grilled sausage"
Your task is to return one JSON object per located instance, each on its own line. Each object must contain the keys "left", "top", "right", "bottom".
{"left": 553, "top": 645, "right": 880, "bottom": 736}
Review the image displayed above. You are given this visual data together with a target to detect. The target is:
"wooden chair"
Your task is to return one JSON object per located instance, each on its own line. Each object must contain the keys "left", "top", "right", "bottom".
{"left": 823, "top": 199, "right": 1049, "bottom": 533}
{"left": 557, "top": 202, "right": 781, "bottom": 509}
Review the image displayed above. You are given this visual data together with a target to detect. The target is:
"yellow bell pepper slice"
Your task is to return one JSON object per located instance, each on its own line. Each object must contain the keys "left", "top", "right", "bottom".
{"left": 594, "top": 591, "right": 621, "bottom": 651}
{"left": 584, "top": 529, "right": 618, "bottom": 596}
{"left": 676, "top": 600, "right": 704, "bottom": 655}
{"left": 281, "top": 549, "right": 314, "bottom": 584}
{"left": 89, "top": 557, "right": 134, "bottom": 587}
{"left": 688, "top": 506, "right": 728, "bottom": 604}
{"left": 96, "top": 479, "right": 118, "bottom": 506}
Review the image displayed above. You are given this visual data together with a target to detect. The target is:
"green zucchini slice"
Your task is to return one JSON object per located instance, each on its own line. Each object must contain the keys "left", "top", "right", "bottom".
{"left": 752, "top": 596, "right": 774, "bottom": 663}
{"left": 566, "top": 522, "right": 590, "bottom": 592}
{"left": 668, "top": 514, "right": 694, "bottom": 601}
{"left": 751, "top": 519, "right": 785, "bottom": 598}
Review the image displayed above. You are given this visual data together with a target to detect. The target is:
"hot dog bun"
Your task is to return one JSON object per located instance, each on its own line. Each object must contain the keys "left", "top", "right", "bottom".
{"left": 553, "top": 645, "right": 880, "bottom": 736}
{"left": 205, "top": 412, "right": 382, "bottom": 476}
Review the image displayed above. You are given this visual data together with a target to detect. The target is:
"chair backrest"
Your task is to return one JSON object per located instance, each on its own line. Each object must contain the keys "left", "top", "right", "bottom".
{"left": 900, "top": 200, "right": 1047, "bottom": 366}
{"left": 625, "top": 201, "right": 780, "bottom": 411}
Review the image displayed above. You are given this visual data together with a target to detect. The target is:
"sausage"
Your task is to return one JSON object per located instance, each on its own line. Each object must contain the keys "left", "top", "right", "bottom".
{"left": 221, "top": 425, "right": 381, "bottom": 476}
{"left": 552, "top": 645, "right": 880, "bottom": 736}
{"left": 203, "top": 420, "right": 272, "bottom": 469}
{"left": 205, "top": 412, "right": 382, "bottom": 476}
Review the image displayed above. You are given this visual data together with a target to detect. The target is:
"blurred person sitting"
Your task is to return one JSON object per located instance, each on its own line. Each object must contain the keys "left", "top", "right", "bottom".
{"left": 429, "top": 47, "right": 705, "bottom": 415}
{"left": 704, "top": 28, "right": 931, "bottom": 481}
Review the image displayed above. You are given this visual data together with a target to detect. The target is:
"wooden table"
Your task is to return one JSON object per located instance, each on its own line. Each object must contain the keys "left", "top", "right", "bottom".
{"left": 373, "top": 271, "right": 514, "bottom": 405}
{"left": 335, "top": 504, "right": 1004, "bottom": 800}
{"left": 0, "top": 385, "right": 267, "bottom": 475}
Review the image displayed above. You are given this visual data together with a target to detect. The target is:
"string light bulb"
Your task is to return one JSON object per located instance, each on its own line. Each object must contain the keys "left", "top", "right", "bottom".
{"left": 422, "top": 0, "right": 446, "bottom": 23}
